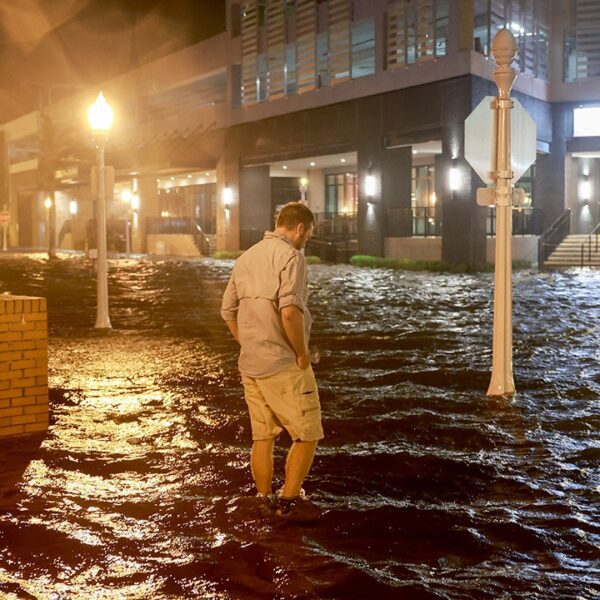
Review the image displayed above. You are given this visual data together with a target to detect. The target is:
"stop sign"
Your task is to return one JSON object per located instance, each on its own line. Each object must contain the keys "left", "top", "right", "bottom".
{"left": 0, "top": 212, "right": 10, "bottom": 225}
{"left": 465, "top": 96, "right": 537, "bottom": 183}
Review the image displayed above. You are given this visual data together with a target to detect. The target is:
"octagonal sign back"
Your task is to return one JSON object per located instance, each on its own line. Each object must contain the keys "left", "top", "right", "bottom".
{"left": 465, "top": 96, "right": 537, "bottom": 184}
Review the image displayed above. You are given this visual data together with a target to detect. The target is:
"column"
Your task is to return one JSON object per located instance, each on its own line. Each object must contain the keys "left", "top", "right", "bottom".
{"left": 136, "top": 175, "right": 159, "bottom": 253}
{"left": 216, "top": 151, "right": 240, "bottom": 252}
{"left": 239, "top": 165, "right": 271, "bottom": 249}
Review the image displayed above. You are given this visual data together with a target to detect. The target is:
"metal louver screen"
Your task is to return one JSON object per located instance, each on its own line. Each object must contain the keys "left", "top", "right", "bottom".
{"left": 415, "top": 0, "right": 434, "bottom": 61}
{"left": 387, "top": 1, "right": 407, "bottom": 68}
{"left": 328, "top": 0, "right": 351, "bottom": 84}
{"left": 296, "top": 0, "right": 317, "bottom": 93}
{"left": 387, "top": 0, "right": 439, "bottom": 68}
{"left": 267, "top": 0, "right": 286, "bottom": 100}
{"left": 241, "top": 1, "right": 258, "bottom": 105}
{"left": 576, "top": 0, "right": 600, "bottom": 79}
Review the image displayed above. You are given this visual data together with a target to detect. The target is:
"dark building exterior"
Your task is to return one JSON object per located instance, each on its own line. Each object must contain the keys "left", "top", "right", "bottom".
{"left": 1, "top": 0, "right": 599, "bottom": 266}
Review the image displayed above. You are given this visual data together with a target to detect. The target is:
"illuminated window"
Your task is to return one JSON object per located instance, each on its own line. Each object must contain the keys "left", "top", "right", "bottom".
{"left": 573, "top": 106, "right": 600, "bottom": 137}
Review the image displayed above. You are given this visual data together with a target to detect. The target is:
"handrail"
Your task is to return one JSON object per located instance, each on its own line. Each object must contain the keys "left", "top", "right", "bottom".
{"left": 538, "top": 209, "right": 570, "bottom": 268}
{"left": 580, "top": 221, "right": 600, "bottom": 267}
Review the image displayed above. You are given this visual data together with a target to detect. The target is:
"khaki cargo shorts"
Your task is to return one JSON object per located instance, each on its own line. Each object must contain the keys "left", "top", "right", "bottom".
{"left": 241, "top": 363, "right": 324, "bottom": 442}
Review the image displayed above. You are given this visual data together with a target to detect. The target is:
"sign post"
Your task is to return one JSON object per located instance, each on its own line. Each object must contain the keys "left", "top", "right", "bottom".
{"left": 464, "top": 29, "right": 536, "bottom": 397}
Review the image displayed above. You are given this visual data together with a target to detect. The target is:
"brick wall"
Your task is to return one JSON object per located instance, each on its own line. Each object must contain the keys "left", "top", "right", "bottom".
{"left": 0, "top": 295, "right": 49, "bottom": 438}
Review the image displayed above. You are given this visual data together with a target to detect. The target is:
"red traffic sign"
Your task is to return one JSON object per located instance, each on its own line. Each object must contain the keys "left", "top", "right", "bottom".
{"left": 0, "top": 212, "right": 10, "bottom": 225}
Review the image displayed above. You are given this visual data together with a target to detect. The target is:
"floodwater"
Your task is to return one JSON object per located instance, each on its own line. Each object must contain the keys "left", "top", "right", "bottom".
{"left": 0, "top": 254, "right": 598, "bottom": 600}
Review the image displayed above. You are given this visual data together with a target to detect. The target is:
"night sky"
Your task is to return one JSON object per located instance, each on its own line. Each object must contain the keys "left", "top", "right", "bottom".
{"left": 0, "top": 0, "right": 226, "bottom": 123}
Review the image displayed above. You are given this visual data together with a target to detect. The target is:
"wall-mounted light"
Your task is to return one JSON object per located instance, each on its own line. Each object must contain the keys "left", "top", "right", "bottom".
{"left": 449, "top": 167, "right": 461, "bottom": 191}
{"left": 69, "top": 200, "right": 78, "bottom": 215}
{"left": 223, "top": 187, "right": 233, "bottom": 208}
{"left": 44, "top": 197, "right": 52, "bottom": 209}
{"left": 580, "top": 178, "right": 592, "bottom": 202}
{"left": 365, "top": 175, "right": 376, "bottom": 198}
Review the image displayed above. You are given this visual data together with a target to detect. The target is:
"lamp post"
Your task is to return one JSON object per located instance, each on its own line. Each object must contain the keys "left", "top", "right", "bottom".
{"left": 88, "top": 92, "right": 114, "bottom": 330}
{"left": 44, "top": 196, "right": 53, "bottom": 255}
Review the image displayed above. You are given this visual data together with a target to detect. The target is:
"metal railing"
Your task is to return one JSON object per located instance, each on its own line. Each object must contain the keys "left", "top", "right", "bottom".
{"left": 146, "top": 216, "right": 210, "bottom": 255}
{"left": 313, "top": 213, "right": 357, "bottom": 241}
{"left": 487, "top": 207, "right": 543, "bottom": 237}
{"left": 538, "top": 209, "right": 571, "bottom": 268}
{"left": 385, "top": 207, "right": 440, "bottom": 237}
{"left": 580, "top": 221, "right": 600, "bottom": 267}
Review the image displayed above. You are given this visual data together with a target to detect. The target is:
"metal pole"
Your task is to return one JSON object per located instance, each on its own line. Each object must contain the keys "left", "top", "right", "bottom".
{"left": 95, "top": 136, "right": 111, "bottom": 329}
{"left": 125, "top": 213, "right": 131, "bottom": 255}
{"left": 487, "top": 29, "right": 517, "bottom": 397}
{"left": 2, "top": 224, "right": 7, "bottom": 252}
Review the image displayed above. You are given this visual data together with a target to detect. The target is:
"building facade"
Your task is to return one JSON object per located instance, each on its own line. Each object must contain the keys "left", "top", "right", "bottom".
{"left": 1, "top": 0, "right": 599, "bottom": 266}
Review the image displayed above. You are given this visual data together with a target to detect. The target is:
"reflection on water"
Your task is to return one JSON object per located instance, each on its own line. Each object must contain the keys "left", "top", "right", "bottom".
{"left": 0, "top": 254, "right": 599, "bottom": 599}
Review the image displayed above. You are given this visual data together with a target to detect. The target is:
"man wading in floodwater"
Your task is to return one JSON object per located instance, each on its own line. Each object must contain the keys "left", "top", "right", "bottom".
{"left": 221, "top": 201, "right": 323, "bottom": 517}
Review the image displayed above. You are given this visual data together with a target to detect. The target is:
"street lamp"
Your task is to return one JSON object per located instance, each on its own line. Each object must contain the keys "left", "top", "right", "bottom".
{"left": 88, "top": 91, "right": 114, "bottom": 330}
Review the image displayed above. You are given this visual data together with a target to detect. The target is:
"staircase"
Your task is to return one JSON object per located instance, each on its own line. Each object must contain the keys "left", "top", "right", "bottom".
{"left": 544, "top": 233, "right": 600, "bottom": 268}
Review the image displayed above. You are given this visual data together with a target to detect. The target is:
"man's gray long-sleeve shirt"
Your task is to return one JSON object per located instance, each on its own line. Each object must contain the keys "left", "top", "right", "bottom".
{"left": 220, "top": 231, "right": 312, "bottom": 378}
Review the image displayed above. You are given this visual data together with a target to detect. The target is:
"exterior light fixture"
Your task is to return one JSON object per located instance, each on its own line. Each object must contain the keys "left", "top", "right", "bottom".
{"left": 341, "top": 158, "right": 346, "bottom": 163}
{"left": 449, "top": 167, "right": 461, "bottom": 191}
{"left": 131, "top": 195, "right": 140, "bottom": 211}
{"left": 310, "top": 161, "right": 316, "bottom": 167}
{"left": 365, "top": 174, "right": 376, "bottom": 197}
{"left": 299, "top": 177, "right": 308, "bottom": 202}
{"left": 69, "top": 200, "right": 78, "bottom": 215}
{"left": 121, "top": 189, "right": 132, "bottom": 203}
{"left": 283, "top": 165, "right": 288, "bottom": 170}
{"left": 223, "top": 187, "right": 233, "bottom": 208}
{"left": 581, "top": 178, "right": 591, "bottom": 202}
{"left": 87, "top": 91, "right": 114, "bottom": 134}
{"left": 44, "top": 197, "right": 52, "bottom": 209}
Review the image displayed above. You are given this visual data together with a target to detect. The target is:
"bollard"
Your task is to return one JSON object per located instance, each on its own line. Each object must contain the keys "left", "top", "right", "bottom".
{"left": 0, "top": 295, "right": 49, "bottom": 438}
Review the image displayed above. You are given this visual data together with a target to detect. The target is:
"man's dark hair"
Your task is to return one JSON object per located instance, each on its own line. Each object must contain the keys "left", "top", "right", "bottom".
{"left": 276, "top": 202, "right": 315, "bottom": 230}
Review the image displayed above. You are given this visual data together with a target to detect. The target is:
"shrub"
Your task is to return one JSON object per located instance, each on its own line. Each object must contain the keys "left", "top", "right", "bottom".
{"left": 348, "top": 255, "right": 530, "bottom": 273}
{"left": 213, "top": 251, "right": 243, "bottom": 260}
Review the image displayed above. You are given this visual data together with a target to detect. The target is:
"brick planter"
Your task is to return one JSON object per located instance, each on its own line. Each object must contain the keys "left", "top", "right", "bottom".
{"left": 0, "top": 296, "right": 49, "bottom": 438}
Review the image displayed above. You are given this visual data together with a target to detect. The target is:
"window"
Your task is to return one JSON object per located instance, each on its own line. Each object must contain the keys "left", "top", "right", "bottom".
{"left": 473, "top": 0, "right": 550, "bottom": 81}
{"left": 352, "top": 17, "right": 375, "bottom": 78}
{"left": 411, "top": 165, "right": 438, "bottom": 236}
{"left": 325, "top": 173, "right": 358, "bottom": 216}
{"left": 387, "top": 0, "right": 449, "bottom": 69}
{"left": 573, "top": 106, "right": 600, "bottom": 137}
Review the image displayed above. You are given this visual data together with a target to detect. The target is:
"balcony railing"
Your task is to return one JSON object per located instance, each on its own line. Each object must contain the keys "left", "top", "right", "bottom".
{"left": 313, "top": 213, "right": 357, "bottom": 241}
{"left": 386, "top": 207, "right": 440, "bottom": 237}
{"left": 486, "top": 208, "right": 543, "bottom": 237}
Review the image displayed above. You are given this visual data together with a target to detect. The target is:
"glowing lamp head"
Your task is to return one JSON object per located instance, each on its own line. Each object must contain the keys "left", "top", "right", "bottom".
{"left": 44, "top": 197, "right": 52, "bottom": 209}
{"left": 88, "top": 92, "right": 114, "bottom": 133}
{"left": 69, "top": 200, "right": 78, "bottom": 215}
{"left": 131, "top": 195, "right": 140, "bottom": 211}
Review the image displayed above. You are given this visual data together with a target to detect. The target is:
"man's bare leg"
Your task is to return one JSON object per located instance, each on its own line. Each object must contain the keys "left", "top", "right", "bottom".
{"left": 281, "top": 440, "right": 318, "bottom": 498}
{"left": 251, "top": 438, "right": 275, "bottom": 496}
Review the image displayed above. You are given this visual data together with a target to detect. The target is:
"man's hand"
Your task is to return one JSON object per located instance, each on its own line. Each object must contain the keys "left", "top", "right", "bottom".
{"left": 281, "top": 305, "right": 310, "bottom": 369}
{"left": 226, "top": 320, "right": 239, "bottom": 343}
{"left": 296, "top": 351, "right": 310, "bottom": 370}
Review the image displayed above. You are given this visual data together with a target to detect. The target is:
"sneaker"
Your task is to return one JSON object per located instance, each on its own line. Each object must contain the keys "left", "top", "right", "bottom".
{"left": 273, "top": 496, "right": 322, "bottom": 522}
